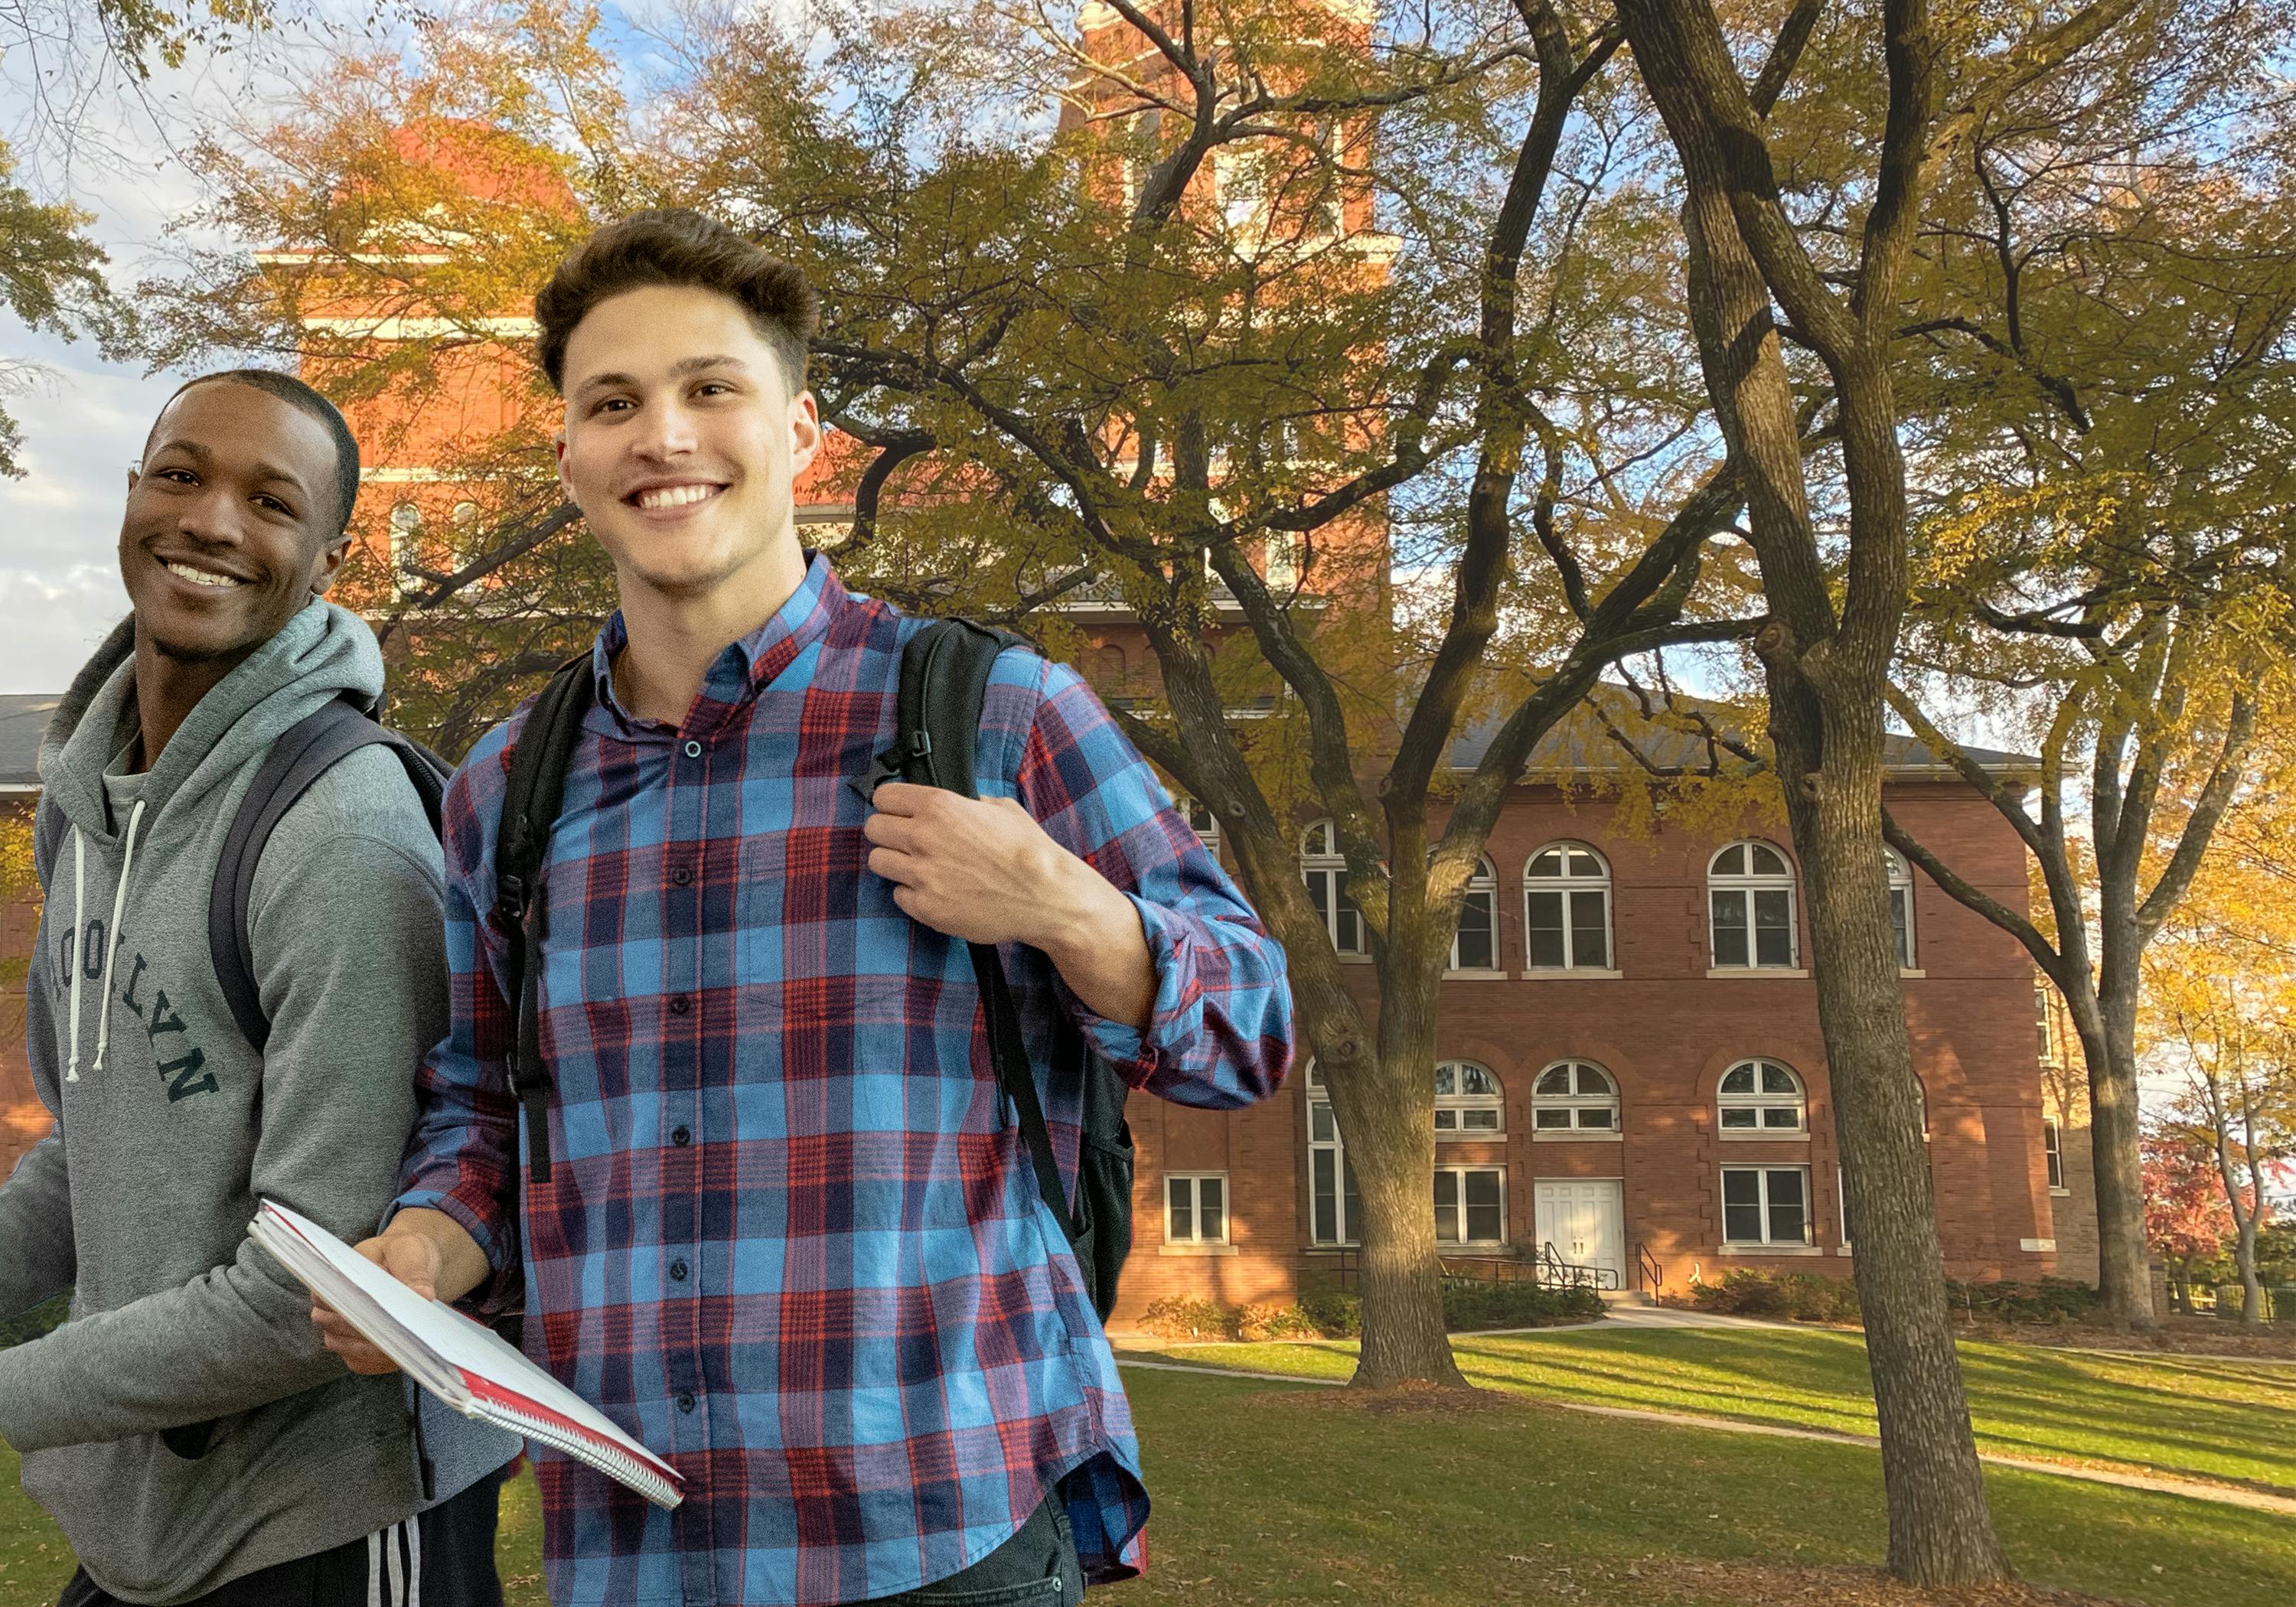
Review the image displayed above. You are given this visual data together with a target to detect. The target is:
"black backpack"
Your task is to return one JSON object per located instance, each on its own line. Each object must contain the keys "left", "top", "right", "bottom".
{"left": 493, "top": 619, "right": 1136, "bottom": 1320}
{"left": 207, "top": 696, "right": 451, "bottom": 1052}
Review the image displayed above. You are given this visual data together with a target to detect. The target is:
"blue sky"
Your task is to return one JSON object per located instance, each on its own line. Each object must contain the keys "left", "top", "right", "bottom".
{"left": 0, "top": 1, "right": 708, "bottom": 692}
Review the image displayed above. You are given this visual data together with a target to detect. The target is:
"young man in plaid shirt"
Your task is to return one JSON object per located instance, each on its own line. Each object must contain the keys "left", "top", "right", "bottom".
{"left": 314, "top": 210, "right": 1294, "bottom": 1606}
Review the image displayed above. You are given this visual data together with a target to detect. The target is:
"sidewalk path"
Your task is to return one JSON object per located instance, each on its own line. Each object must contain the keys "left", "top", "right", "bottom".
{"left": 1114, "top": 1357, "right": 2296, "bottom": 1520}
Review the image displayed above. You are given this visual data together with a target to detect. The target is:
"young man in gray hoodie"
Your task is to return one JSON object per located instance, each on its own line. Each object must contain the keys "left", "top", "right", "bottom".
{"left": 0, "top": 370, "right": 517, "bottom": 1605}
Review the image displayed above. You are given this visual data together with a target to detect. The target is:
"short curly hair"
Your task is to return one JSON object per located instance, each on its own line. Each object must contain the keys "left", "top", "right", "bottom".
{"left": 535, "top": 210, "right": 818, "bottom": 397}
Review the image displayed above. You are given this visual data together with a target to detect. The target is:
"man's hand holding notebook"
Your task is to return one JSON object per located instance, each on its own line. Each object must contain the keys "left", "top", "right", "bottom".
{"left": 253, "top": 1200, "right": 683, "bottom": 1509}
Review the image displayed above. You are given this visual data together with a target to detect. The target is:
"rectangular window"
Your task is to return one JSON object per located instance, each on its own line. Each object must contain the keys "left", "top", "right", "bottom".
{"left": 1434, "top": 1169, "right": 1505, "bottom": 1245}
{"left": 2044, "top": 1120, "right": 2065, "bottom": 1191}
{"left": 1890, "top": 888, "right": 1913, "bottom": 969}
{"left": 1166, "top": 1174, "right": 1228, "bottom": 1245}
{"left": 1754, "top": 889, "right": 1794, "bottom": 966}
{"left": 1711, "top": 890, "right": 1749, "bottom": 967}
{"left": 1451, "top": 890, "right": 1495, "bottom": 970}
{"left": 1527, "top": 891, "right": 1566, "bottom": 967}
{"left": 1570, "top": 891, "right": 1608, "bottom": 970}
{"left": 1306, "top": 868, "right": 1366, "bottom": 956}
{"left": 1722, "top": 1166, "right": 1813, "bottom": 1246}
{"left": 1309, "top": 1105, "right": 1362, "bottom": 1245}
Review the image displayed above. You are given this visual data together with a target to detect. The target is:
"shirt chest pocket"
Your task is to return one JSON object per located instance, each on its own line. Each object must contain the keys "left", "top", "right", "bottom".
{"left": 733, "top": 823, "right": 928, "bottom": 1068}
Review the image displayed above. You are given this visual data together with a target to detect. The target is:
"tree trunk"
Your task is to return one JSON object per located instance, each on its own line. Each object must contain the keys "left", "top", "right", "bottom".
{"left": 1769, "top": 675, "right": 2011, "bottom": 1585}
{"left": 1335, "top": 1064, "right": 1462, "bottom": 1388}
{"left": 2086, "top": 974, "right": 2160, "bottom": 1330}
{"left": 1339, "top": 902, "right": 1468, "bottom": 1390}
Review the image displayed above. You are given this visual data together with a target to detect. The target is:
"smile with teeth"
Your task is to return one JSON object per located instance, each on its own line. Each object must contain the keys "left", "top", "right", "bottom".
{"left": 633, "top": 484, "right": 722, "bottom": 510}
{"left": 163, "top": 559, "right": 245, "bottom": 588}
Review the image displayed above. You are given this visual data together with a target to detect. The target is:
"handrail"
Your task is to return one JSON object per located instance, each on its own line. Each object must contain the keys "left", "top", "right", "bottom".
{"left": 1636, "top": 1240, "right": 1665, "bottom": 1294}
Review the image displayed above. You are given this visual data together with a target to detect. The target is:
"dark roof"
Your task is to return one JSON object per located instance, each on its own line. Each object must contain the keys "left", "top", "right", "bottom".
{"left": 1448, "top": 684, "right": 2037, "bottom": 781}
{"left": 0, "top": 694, "right": 60, "bottom": 790}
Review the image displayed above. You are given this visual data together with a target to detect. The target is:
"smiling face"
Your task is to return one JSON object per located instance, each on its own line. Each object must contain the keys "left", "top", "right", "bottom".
{"left": 119, "top": 381, "right": 351, "bottom": 665}
{"left": 554, "top": 283, "right": 822, "bottom": 605}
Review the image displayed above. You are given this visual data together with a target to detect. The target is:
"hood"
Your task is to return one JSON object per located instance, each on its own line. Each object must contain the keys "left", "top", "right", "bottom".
{"left": 37, "top": 598, "right": 386, "bottom": 846}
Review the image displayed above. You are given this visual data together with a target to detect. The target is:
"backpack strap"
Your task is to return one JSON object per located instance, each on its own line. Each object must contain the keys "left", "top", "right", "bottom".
{"left": 208, "top": 696, "right": 450, "bottom": 1054}
{"left": 491, "top": 657, "right": 596, "bottom": 1183}
{"left": 884, "top": 620, "right": 1079, "bottom": 1242}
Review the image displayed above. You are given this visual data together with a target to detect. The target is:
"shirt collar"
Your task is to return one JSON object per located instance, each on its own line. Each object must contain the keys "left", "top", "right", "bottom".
{"left": 591, "top": 549, "right": 850, "bottom": 731}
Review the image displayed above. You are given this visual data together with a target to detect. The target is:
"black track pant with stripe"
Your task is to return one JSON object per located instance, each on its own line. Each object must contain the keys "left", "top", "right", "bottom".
{"left": 57, "top": 1468, "right": 505, "bottom": 1607}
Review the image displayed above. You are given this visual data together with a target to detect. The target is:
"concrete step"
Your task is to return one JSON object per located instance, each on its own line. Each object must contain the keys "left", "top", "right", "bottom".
{"left": 1601, "top": 1289, "right": 1656, "bottom": 1308}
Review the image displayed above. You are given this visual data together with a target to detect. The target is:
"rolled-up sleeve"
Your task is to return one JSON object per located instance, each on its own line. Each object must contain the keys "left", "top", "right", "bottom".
{"left": 990, "top": 655, "right": 1293, "bottom": 1110}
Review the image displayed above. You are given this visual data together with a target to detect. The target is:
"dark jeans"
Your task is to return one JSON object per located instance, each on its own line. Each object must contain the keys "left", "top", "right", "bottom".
{"left": 851, "top": 1493, "right": 1084, "bottom": 1607}
{"left": 57, "top": 1467, "right": 505, "bottom": 1607}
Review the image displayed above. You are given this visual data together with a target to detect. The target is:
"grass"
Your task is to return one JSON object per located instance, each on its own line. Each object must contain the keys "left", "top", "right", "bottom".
{"left": 5, "top": 1344, "right": 2294, "bottom": 1605}
{"left": 1128, "top": 1325, "right": 2296, "bottom": 1496}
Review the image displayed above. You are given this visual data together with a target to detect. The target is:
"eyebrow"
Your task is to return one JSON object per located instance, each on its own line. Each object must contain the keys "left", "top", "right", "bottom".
{"left": 147, "top": 436, "right": 313, "bottom": 497}
{"left": 572, "top": 354, "right": 753, "bottom": 400}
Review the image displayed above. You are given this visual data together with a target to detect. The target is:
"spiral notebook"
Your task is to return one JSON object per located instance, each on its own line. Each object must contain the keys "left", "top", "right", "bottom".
{"left": 252, "top": 1200, "right": 684, "bottom": 1510}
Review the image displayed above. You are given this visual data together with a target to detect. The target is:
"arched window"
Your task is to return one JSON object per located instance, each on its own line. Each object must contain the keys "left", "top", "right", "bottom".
{"left": 1719, "top": 1059, "right": 1806, "bottom": 1134}
{"left": 1449, "top": 857, "right": 1499, "bottom": 972}
{"left": 1301, "top": 820, "right": 1366, "bottom": 956}
{"left": 1435, "top": 1061, "right": 1503, "bottom": 1136}
{"left": 1533, "top": 1061, "right": 1619, "bottom": 1134}
{"left": 1886, "top": 847, "right": 1916, "bottom": 970}
{"left": 1710, "top": 841, "right": 1797, "bottom": 968}
{"left": 1525, "top": 843, "right": 1611, "bottom": 970}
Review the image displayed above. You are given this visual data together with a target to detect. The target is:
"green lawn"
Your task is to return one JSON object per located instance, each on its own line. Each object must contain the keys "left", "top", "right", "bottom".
{"left": 5, "top": 1348, "right": 2294, "bottom": 1606}
{"left": 1130, "top": 1326, "right": 2296, "bottom": 1495}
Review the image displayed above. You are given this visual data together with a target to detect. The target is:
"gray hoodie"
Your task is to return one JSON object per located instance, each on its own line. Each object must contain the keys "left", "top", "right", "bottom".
{"left": 0, "top": 599, "right": 517, "bottom": 1604}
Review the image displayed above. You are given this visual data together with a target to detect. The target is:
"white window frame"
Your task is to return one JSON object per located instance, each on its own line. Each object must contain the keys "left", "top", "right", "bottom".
{"left": 1264, "top": 530, "right": 1303, "bottom": 591}
{"left": 2044, "top": 1118, "right": 2066, "bottom": 1192}
{"left": 1887, "top": 846, "right": 1917, "bottom": 971}
{"left": 1165, "top": 1172, "right": 1230, "bottom": 1246}
{"left": 1718, "top": 1058, "right": 1807, "bottom": 1136}
{"left": 1301, "top": 820, "right": 1368, "bottom": 957}
{"left": 1306, "top": 1062, "right": 1359, "bottom": 1246}
{"left": 1175, "top": 794, "right": 1220, "bottom": 855}
{"left": 388, "top": 501, "right": 423, "bottom": 595}
{"left": 1532, "top": 1060, "right": 1620, "bottom": 1139}
{"left": 1722, "top": 1165, "right": 1814, "bottom": 1247}
{"left": 1447, "top": 857, "right": 1500, "bottom": 973}
{"left": 1434, "top": 1166, "right": 1507, "bottom": 1247}
{"left": 1435, "top": 1060, "right": 1505, "bottom": 1139}
{"left": 1709, "top": 840, "right": 1799, "bottom": 970}
{"left": 1523, "top": 842, "right": 1613, "bottom": 972}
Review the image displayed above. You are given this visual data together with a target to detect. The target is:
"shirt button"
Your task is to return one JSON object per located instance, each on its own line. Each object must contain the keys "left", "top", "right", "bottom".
{"left": 669, "top": 995, "right": 690, "bottom": 1016}
{"left": 683, "top": 739, "right": 703, "bottom": 759}
{"left": 671, "top": 865, "right": 693, "bottom": 886}
{"left": 676, "top": 1392, "right": 696, "bottom": 1413}
{"left": 670, "top": 1260, "right": 690, "bottom": 1283}
{"left": 671, "top": 1126, "right": 691, "bottom": 1147}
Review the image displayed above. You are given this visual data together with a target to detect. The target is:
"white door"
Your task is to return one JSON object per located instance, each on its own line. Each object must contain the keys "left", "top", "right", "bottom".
{"left": 1534, "top": 1179, "right": 1625, "bottom": 1285}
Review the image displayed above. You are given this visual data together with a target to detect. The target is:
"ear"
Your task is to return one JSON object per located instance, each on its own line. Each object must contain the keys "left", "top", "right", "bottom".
{"left": 307, "top": 532, "right": 355, "bottom": 599}
{"left": 126, "top": 466, "right": 139, "bottom": 494}
{"left": 788, "top": 390, "right": 823, "bottom": 481}
{"left": 554, "top": 423, "right": 574, "bottom": 504}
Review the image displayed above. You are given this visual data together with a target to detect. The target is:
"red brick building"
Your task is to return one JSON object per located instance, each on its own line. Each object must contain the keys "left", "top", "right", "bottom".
{"left": 1115, "top": 711, "right": 2070, "bottom": 1322}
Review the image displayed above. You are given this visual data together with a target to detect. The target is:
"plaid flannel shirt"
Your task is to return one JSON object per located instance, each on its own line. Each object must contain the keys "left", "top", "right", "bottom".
{"left": 392, "top": 553, "right": 1293, "bottom": 1605}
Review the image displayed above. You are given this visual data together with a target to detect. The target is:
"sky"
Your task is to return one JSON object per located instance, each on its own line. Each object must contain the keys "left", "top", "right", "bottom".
{"left": 0, "top": 1, "right": 702, "bottom": 693}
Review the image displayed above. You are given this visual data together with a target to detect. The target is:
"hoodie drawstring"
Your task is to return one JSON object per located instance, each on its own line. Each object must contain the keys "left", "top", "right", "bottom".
{"left": 64, "top": 830, "right": 86, "bottom": 1083}
{"left": 64, "top": 796, "right": 145, "bottom": 1084}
